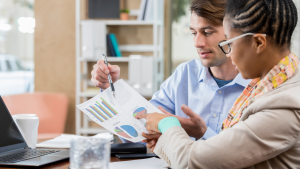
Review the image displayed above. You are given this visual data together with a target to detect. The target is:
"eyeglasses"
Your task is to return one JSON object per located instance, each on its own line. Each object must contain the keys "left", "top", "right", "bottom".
{"left": 218, "top": 33, "right": 267, "bottom": 54}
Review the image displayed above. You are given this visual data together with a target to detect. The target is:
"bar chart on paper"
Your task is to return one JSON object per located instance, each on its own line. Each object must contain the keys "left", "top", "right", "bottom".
{"left": 84, "top": 97, "right": 119, "bottom": 123}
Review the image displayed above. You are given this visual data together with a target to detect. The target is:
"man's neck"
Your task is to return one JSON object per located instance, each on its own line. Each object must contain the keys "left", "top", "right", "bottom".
{"left": 210, "top": 59, "right": 238, "bottom": 81}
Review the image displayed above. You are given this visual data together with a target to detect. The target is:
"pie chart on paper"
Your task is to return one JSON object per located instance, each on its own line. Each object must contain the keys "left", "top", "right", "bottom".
{"left": 132, "top": 107, "right": 147, "bottom": 118}
{"left": 114, "top": 127, "right": 132, "bottom": 139}
{"left": 120, "top": 125, "right": 138, "bottom": 137}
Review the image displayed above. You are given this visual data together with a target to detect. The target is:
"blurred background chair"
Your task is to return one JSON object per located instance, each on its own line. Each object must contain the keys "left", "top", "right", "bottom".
{"left": 2, "top": 92, "right": 68, "bottom": 139}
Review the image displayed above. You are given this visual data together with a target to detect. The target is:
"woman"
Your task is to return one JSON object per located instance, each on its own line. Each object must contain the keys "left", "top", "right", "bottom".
{"left": 137, "top": 0, "right": 300, "bottom": 168}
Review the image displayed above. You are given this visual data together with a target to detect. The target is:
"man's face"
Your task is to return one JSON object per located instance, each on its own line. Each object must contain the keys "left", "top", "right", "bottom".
{"left": 190, "top": 12, "right": 227, "bottom": 67}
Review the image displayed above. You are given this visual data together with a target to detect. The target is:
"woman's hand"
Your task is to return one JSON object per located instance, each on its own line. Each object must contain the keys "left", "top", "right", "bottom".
{"left": 136, "top": 113, "right": 168, "bottom": 134}
{"left": 141, "top": 133, "right": 161, "bottom": 152}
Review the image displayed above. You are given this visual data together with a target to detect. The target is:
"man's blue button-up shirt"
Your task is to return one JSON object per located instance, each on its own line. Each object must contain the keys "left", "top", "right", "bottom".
{"left": 150, "top": 59, "right": 250, "bottom": 139}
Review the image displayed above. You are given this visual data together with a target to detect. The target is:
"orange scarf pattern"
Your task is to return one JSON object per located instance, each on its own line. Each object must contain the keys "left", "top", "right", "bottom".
{"left": 222, "top": 53, "right": 299, "bottom": 130}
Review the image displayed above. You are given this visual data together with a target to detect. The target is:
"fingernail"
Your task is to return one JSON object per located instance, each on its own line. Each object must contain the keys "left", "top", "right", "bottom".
{"left": 105, "top": 70, "right": 109, "bottom": 74}
{"left": 182, "top": 105, "right": 186, "bottom": 110}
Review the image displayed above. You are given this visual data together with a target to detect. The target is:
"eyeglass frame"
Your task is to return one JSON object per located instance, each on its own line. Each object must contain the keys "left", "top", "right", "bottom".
{"left": 218, "top": 33, "right": 267, "bottom": 54}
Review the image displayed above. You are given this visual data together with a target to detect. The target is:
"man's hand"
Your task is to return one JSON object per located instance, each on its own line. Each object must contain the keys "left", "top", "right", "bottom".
{"left": 141, "top": 133, "right": 161, "bottom": 152}
{"left": 158, "top": 105, "right": 207, "bottom": 140}
{"left": 91, "top": 60, "right": 120, "bottom": 89}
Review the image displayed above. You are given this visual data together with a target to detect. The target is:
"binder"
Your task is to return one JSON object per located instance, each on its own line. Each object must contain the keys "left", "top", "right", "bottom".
{"left": 88, "top": 0, "right": 120, "bottom": 19}
{"left": 129, "top": 55, "right": 142, "bottom": 93}
{"left": 138, "top": 0, "right": 148, "bottom": 21}
{"left": 128, "top": 56, "right": 153, "bottom": 96}
{"left": 81, "top": 21, "right": 107, "bottom": 58}
{"left": 107, "top": 34, "right": 116, "bottom": 56}
{"left": 141, "top": 56, "right": 153, "bottom": 96}
{"left": 144, "top": 0, "right": 153, "bottom": 21}
{"left": 81, "top": 21, "right": 94, "bottom": 58}
{"left": 94, "top": 22, "right": 107, "bottom": 57}
{"left": 109, "top": 34, "right": 122, "bottom": 57}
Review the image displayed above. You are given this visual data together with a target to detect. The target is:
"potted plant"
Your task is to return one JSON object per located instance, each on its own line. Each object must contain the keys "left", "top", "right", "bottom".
{"left": 120, "top": 9, "right": 130, "bottom": 20}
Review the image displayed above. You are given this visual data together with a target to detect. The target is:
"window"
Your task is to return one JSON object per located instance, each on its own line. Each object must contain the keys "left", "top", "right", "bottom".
{"left": 5, "top": 60, "right": 12, "bottom": 71}
{"left": 16, "top": 61, "right": 23, "bottom": 71}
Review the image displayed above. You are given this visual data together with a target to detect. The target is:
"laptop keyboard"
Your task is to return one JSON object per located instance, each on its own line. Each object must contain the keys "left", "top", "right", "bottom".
{"left": 0, "top": 149, "right": 62, "bottom": 163}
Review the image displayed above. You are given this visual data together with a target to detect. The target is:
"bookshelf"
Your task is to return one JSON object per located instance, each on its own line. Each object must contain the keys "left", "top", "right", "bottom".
{"left": 75, "top": 0, "right": 165, "bottom": 135}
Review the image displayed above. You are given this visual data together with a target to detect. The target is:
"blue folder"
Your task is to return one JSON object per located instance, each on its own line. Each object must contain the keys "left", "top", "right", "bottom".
{"left": 107, "top": 34, "right": 116, "bottom": 56}
{"left": 109, "top": 33, "right": 122, "bottom": 57}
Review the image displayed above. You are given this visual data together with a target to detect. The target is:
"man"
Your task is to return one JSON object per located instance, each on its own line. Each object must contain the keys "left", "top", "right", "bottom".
{"left": 91, "top": 0, "right": 250, "bottom": 145}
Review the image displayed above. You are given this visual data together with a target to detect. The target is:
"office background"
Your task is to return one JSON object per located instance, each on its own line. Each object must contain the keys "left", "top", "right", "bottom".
{"left": 0, "top": 0, "right": 299, "bottom": 134}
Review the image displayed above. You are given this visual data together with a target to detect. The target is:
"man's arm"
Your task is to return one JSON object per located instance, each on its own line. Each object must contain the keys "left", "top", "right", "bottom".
{"left": 149, "top": 76, "right": 178, "bottom": 115}
{"left": 154, "top": 108, "right": 300, "bottom": 169}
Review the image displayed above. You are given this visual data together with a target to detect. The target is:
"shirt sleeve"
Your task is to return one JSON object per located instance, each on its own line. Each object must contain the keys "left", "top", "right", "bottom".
{"left": 150, "top": 64, "right": 186, "bottom": 115}
{"left": 200, "top": 127, "right": 218, "bottom": 140}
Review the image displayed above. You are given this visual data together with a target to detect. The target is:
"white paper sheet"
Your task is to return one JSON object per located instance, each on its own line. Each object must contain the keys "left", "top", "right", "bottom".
{"left": 76, "top": 79, "right": 163, "bottom": 143}
{"left": 109, "top": 158, "right": 170, "bottom": 169}
{"left": 36, "top": 133, "right": 113, "bottom": 148}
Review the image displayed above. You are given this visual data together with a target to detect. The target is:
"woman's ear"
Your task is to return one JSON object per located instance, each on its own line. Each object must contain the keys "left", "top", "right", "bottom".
{"left": 252, "top": 34, "right": 267, "bottom": 54}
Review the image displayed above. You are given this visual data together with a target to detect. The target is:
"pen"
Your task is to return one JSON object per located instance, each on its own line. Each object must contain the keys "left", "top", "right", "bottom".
{"left": 102, "top": 54, "right": 116, "bottom": 97}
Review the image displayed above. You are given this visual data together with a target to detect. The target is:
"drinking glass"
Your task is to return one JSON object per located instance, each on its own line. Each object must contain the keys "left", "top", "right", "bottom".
{"left": 70, "top": 137, "right": 110, "bottom": 169}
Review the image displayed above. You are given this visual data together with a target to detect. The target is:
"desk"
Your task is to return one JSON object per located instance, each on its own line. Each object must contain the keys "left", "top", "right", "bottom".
{"left": 0, "top": 135, "right": 152, "bottom": 169}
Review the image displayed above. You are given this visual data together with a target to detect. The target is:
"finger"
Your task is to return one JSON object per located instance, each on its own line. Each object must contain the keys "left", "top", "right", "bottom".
{"left": 94, "top": 73, "right": 109, "bottom": 82}
{"left": 147, "top": 140, "right": 155, "bottom": 148}
{"left": 136, "top": 113, "right": 149, "bottom": 119}
{"left": 149, "top": 129, "right": 158, "bottom": 135}
{"left": 181, "top": 105, "right": 200, "bottom": 121}
{"left": 107, "top": 64, "right": 120, "bottom": 73}
{"left": 97, "top": 60, "right": 109, "bottom": 74}
{"left": 92, "top": 64, "right": 108, "bottom": 80}
{"left": 142, "top": 132, "right": 161, "bottom": 139}
{"left": 91, "top": 75, "right": 109, "bottom": 88}
{"left": 158, "top": 106, "right": 173, "bottom": 116}
{"left": 147, "top": 142, "right": 154, "bottom": 149}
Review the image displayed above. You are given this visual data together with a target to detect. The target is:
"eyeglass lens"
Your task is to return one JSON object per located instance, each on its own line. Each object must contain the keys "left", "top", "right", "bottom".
{"left": 222, "top": 44, "right": 231, "bottom": 54}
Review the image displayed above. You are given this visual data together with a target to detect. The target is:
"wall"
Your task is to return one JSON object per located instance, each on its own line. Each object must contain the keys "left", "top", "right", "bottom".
{"left": 35, "top": 0, "right": 76, "bottom": 134}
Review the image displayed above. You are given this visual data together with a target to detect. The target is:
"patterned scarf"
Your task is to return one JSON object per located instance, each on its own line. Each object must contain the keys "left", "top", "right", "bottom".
{"left": 222, "top": 53, "right": 299, "bottom": 130}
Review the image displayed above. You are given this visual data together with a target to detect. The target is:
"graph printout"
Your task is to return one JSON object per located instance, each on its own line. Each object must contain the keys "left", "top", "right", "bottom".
{"left": 76, "top": 79, "right": 164, "bottom": 142}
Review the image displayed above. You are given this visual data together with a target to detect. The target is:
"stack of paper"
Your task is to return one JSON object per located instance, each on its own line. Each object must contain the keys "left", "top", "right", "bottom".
{"left": 109, "top": 158, "right": 169, "bottom": 169}
{"left": 36, "top": 133, "right": 113, "bottom": 149}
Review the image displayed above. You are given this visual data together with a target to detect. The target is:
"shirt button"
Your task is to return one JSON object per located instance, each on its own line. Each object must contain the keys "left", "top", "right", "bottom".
{"left": 218, "top": 91, "right": 222, "bottom": 94}
{"left": 213, "top": 114, "right": 217, "bottom": 118}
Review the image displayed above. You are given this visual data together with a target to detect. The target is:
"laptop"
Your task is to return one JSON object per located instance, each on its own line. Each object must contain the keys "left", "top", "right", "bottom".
{"left": 0, "top": 96, "right": 69, "bottom": 167}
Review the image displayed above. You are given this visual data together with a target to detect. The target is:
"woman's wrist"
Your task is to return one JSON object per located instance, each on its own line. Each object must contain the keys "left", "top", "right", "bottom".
{"left": 158, "top": 116, "right": 181, "bottom": 134}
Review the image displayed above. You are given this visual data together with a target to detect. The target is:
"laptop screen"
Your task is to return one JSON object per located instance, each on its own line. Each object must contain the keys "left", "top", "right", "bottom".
{"left": 0, "top": 97, "right": 25, "bottom": 150}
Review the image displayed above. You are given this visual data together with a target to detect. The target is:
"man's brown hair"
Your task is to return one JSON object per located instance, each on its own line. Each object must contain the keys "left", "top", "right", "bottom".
{"left": 190, "top": 0, "right": 226, "bottom": 26}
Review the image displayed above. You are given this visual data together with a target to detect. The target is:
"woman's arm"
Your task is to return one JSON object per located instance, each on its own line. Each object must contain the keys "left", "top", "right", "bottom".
{"left": 154, "top": 108, "right": 300, "bottom": 169}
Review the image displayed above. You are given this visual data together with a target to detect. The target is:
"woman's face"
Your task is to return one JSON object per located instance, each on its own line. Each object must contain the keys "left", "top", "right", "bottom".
{"left": 223, "top": 17, "right": 261, "bottom": 79}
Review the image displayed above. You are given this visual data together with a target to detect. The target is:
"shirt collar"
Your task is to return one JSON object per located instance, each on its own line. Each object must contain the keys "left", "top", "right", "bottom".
{"left": 199, "top": 67, "right": 250, "bottom": 87}
{"left": 231, "top": 73, "right": 251, "bottom": 87}
{"left": 198, "top": 67, "right": 210, "bottom": 83}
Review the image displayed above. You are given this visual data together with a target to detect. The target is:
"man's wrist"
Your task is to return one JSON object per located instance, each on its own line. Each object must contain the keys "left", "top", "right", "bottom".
{"left": 196, "top": 126, "right": 208, "bottom": 140}
{"left": 199, "top": 127, "right": 218, "bottom": 140}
